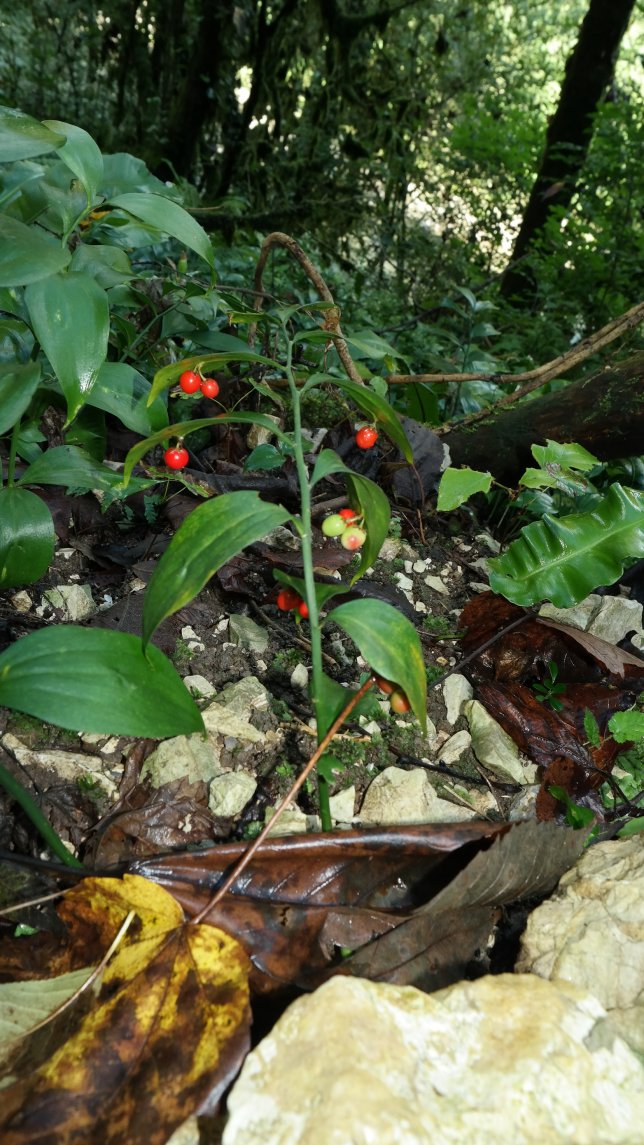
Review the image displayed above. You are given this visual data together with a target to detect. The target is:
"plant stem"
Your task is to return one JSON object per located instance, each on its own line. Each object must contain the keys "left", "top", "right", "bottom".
{"left": 284, "top": 333, "right": 332, "bottom": 829}
{"left": 0, "top": 762, "right": 84, "bottom": 869}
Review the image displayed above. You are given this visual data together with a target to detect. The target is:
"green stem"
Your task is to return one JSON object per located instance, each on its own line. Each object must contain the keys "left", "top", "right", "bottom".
{"left": 284, "top": 334, "right": 332, "bottom": 830}
{"left": 0, "top": 762, "right": 84, "bottom": 869}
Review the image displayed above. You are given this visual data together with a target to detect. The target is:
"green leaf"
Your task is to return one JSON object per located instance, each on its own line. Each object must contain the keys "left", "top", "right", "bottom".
{"left": 25, "top": 272, "right": 109, "bottom": 422}
{"left": 309, "top": 450, "right": 390, "bottom": 584}
{"left": 316, "top": 753, "right": 346, "bottom": 783}
{"left": 608, "top": 710, "right": 644, "bottom": 744}
{"left": 583, "top": 708, "right": 601, "bottom": 748}
{"left": 17, "top": 444, "right": 148, "bottom": 495}
{"left": 331, "top": 377, "right": 413, "bottom": 463}
{"left": 519, "top": 468, "right": 561, "bottom": 491}
{"left": 0, "top": 215, "right": 71, "bottom": 286}
{"left": 70, "top": 243, "right": 133, "bottom": 288}
{"left": 0, "top": 487, "right": 55, "bottom": 588}
{"left": 143, "top": 492, "right": 292, "bottom": 648}
{"left": 488, "top": 484, "right": 644, "bottom": 608}
{"left": 108, "top": 193, "right": 215, "bottom": 269}
{"left": 531, "top": 440, "right": 599, "bottom": 473}
{"left": 123, "top": 414, "right": 292, "bottom": 484}
{"left": 0, "top": 627, "right": 204, "bottom": 737}
{"left": 0, "top": 106, "right": 65, "bottom": 161}
{"left": 326, "top": 599, "right": 427, "bottom": 733}
{"left": 345, "top": 329, "right": 407, "bottom": 365}
{"left": 0, "top": 361, "right": 41, "bottom": 434}
{"left": 148, "top": 351, "right": 279, "bottom": 405}
{"left": 243, "top": 444, "right": 285, "bottom": 472}
{"left": 617, "top": 818, "right": 644, "bottom": 839}
{"left": 43, "top": 120, "right": 103, "bottom": 205}
{"left": 315, "top": 671, "right": 382, "bottom": 740}
{"left": 437, "top": 466, "right": 493, "bottom": 510}
{"left": 88, "top": 363, "right": 168, "bottom": 436}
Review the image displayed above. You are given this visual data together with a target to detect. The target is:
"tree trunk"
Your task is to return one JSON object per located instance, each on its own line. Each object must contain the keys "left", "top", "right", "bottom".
{"left": 441, "top": 353, "right": 644, "bottom": 484}
{"left": 500, "top": 0, "right": 636, "bottom": 302}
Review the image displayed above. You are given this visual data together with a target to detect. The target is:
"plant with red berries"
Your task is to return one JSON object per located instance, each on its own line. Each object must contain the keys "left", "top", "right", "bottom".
{"left": 123, "top": 247, "right": 427, "bottom": 831}
{"left": 164, "top": 444, "right": 189, "bottom": 470}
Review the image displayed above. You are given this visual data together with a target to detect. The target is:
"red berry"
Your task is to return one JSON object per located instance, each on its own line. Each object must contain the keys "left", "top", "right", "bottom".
{"left": 339, "top": 508, "right": 357, "bottom": 521}
{"left": 297, "top": 599, "right": 309, "bottom": 619}
{"left": 200, "top": 377, "right": 220, "bottom": 399}
{"left": 164, "top": 446, "right": 189, "bottom": 470}
{"left": 341, "top": 526, "right": 366, "bottom": 551}
{"left": 276, "top": 588, "right": 301, "bottom": 611}
{"left": 179, "top": 370, "right": 201, "bottom": 394}
{"left": 390, "top": 688, "right": 411, "bottom": 714}
{"left": 355, "top": 426, "right": 378, "bottom": 450}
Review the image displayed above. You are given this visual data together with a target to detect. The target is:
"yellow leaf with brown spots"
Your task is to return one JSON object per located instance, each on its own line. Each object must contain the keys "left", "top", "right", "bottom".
{"left": 0, "top": 875, "right": 251, "bottom": 1145}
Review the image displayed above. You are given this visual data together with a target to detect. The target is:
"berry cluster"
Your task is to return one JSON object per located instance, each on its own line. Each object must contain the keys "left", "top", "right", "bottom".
{"left": 321, "top": 508, "right": 366, "bottom": 551}
{"left": 178, "top": 369, "right": 220, "bottom": 399}
{"left": 276, "top": 587, "right": 309, "bottom": 619}
{"left": 374, "top": 674, "right": 411, "bottom": 713}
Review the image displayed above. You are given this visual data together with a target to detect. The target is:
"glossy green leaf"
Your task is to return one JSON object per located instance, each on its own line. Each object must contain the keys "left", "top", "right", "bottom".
{"left": 70, "top": 243, "right": 133, "bottom": 288}
{"left": 148, "top": 351, "right": 279, "bottom": 405}
{"left": 332, "top": 377, "right": 413, "bottom": 463}
{"left": 88, "top": 363, "right": 168, "bottom": 436}
{"left": 608, "top": 710, "right": 644, "bottom": 744}
{"left": 0, "top": 361, "right": 41, "bottom": 434}
{"left": 0, "top": 106, "right": 65, "bottom": 160}
{"left": 0, "top": 215, "right": 71, "bottom": 286}
{"left": 617, "top": 818, "right": 644, "bottom": 839}
{"left": 243, "top": 444, "right": 284, "bottom": 472}
{"left": 489, "top": 483, "right": 644, "bottom": 607}
{"left": 437, "top": 466, "right": 493, "bottom": 510}
{"left": 17, "top": 445, "right": 149, "bottom": 495}
{"left": 25, "top": 272, "right": 109, "bottom": 422}
{"left": 531, "top": 440, "right": 599, "bottom": 473}
{"left": 123, "top": 414, "right": 292, "bottom": 484}
{"left": 143, "top": 492, "right": 292, "bottom": 647}
{"left": 0, "top": 487, "right": 55, "bottom": 588}
{"left": 327, "top": 599, "right": 427, "bottom": 733}
{"left": 43, "top": 120, "right": 103, "bottom": 205}
{"left": 0, "top": 627, "right": 204, "bottom": 737}
{"left": 64, "top": 406, "right": 106, "bottom": 462}
{"left": 108, "top": 192, "right": 215, "bottom": 269}
{"left": 309, "top": 448, "right": 390, "bottom": 583}
{"left": 315, "top": 670, "right": 382, "bottom": 740}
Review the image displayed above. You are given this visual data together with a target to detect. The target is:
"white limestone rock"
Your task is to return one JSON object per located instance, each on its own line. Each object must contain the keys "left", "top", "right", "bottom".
{"left": 228, "top": 614, "right": 269, "bottom": 654}
{"left": 436, "top": 729, "right": 471, "bottom": 766}
{"left": 290, "top": 663, "right": 309, "bottom": 690}
{"left": 223, "top": 974, "right": 644, "bottom": 1145}
{"left": 517, "top": 836, "right": 644, "bottom": 1054}
{"left": 208, "top": 771, "right": 257, "bottom": 817}
{"left": 43, "top": 584, "right": 96, "bottom": 621}
{"left": 358, "top": 766, "right": 476, "bottom": 825}
{"left": 183, "top": 675, "right": 217, "bottom": 699}
{"left": 1, "top": 734, "right": 116, "bottom": 798}
{"left": 442, "top": 672, "right": 474, "bottom": 725}
{"left": 464, "top": 699, "right": 527, "bottom": 784}
{"left": 329, "top": 784, "right": 356, "bottom": 824}
{"left": 217, "top": 676, "right": 270, "bottom": 714}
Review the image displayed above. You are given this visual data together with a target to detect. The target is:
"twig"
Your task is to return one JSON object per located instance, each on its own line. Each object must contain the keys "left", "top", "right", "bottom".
{"left": 188, "top": 675, "right": 376, "bottom": 923}
{"left": 251, "top": 231, "right": 363, "bottom": 384}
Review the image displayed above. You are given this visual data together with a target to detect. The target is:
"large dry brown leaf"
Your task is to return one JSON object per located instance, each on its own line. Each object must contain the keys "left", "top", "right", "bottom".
{"left": 0, "top": 876, "right": 250, "bottom": 1145}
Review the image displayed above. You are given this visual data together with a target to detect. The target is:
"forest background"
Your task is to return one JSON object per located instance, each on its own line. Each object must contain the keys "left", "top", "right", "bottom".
{"left": 3, "top": 0, "right": 643, "bottom": 429}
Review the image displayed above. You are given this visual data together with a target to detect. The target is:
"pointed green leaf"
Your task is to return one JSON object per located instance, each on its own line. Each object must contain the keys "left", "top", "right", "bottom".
{"left": 0, "top": 106, "right": 65, "bottom": 160}
{"left": 143, "top": 492, "right": 292, "bottom": 647}
{"left": 123, "top": 414, "right": 293, "bottom": 484}
{"left": 0, "top": 215, "right": 71, "bottom": 286}
{"left": 43, "top": 120, "right": 103, "bottom": 205}
{"left": 108, "top": 192, "right": 215, "bottom": 269}
{"left": 25, "top": 273, "right": 109, "bottom": 422}
{"left": 0, "top": 487, "right": 55, "bottom": 588}
{"left": 437, "top": 466, "right": 493, "bottom": 511}
{"left": 531, "top": 440, "right": 599, "bottom": 473}
{"left": 327, "top": 599, "right": 427, "bottom": 732}
{"left": 18, "top": 445, "right": 137, "bottom": 493}
{"left": 309, "top": 449, "right": 390, "bottom": 583}
{"left": 88, "top": 363, "right": 168, "bottom": 436}
{"left": 148, "top": 351, "right": 279, "bottom": 405}
{"left": 489, "top": 484, "right": 644, "bottom": 607}
{"left": 0, "top": 627, "right": 204, "bottom": 737}
{"left": 332, "top": 377, "right": 413, "bottom": 463}
{"left": 0, "top": 361, "right": 41, "bottom": 434}
{"left": 315, "top": 671, "right": 382, "bottom": 740}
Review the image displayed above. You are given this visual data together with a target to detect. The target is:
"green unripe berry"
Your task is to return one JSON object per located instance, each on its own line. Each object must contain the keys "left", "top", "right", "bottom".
{"left": 322, "top": 514, "right": 347, "bottom": 537}
{"left": 341, "top": 526, "right": 366, "bottom": 551}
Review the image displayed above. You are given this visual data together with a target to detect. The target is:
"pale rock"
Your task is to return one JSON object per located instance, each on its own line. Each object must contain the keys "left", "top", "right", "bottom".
{"left": 442, "top": 673, "right": 473, "bottom": 725}
{"left": 142, "top": 698, "right": 264, "bottom": 788}
{"left": 414, "top": 600, "right": 428, "bottom": 613}
{"left": 265, "top": 805, "right": 317, "bottom": 836}
{"left": 246, "top": 414, "right": 282, "bottom": 448}
{"left": 208, "top": 771, "right": 257, "bottom": 817}
{"left": 57, "top": 547, "right": 76, "bottom": 560}
{"left": 262, "top": 524, "right": 299, "bottom": 551}
{"left": 359, "top": 719, "right": 382, "bottom": 738}
{"left": 471, "top": 580, "right": 491, "bottom": 593}
{"left": 441, "top": 782, "right": 498, "bottom": 817}
{"left": 464, "top": 699, "right": 527, "bottom": 784}
{"left": 290, "top": 663, "right": 309, "bottom": 690}
{"left": 377, "top": 537, "right": 401, "bottom": 561}
{"left": 508, "top": 785, "right": 540, "bottom": 820}
{"left": 423, "top": 575, "right": 449, "bottom": 596}
{"left": 215, "top": 618, "right": 229, "bottom": 633}
{"left": 228, "top": 614, "right": 269, "bottom": 654}
{"left": 404, "top": 560, "right": 413, "bottom": 574}
{"left": 127, "top": 577, "right": 146, "bottom": 593}
{"left": 201, "top": 700, "right": 264, "bottom": 744}
{"left": 412, "top": 560, "right": 428, "bottom": 573}
{"left": 1, "top": 734, "right": 116, "bottom": 797}
{"left": 517, "top": 836, "right": 644, "bottom": 1054}
{"left": 474, "top": 531, "right": 501, "bottom": 554}
{"left": 540, "top": 593, "right": 644, "bottom": 646}
{"left": 358, "top": 766, "right": 476, "bottom": 826}
{"left": 180, "top": 624, "right": 204, "bottom": 652}
{"left": 223, "top": 974, "right": 644, "bottom": 1145}
{"left": 217, "top": 676, "right": 270, "bottom": 714}
{"left": 329, "top": 785, "right": 356, "bottom": 823}
{"left": 437, "top": 729, "right": 471, "bottom": 765}
{"left": 183, "top": 675, "right": 217, "bottom": 698}
{"left": 539, "top": 595, "right": 601, "bottom": 630}
{"left": 166, "top": 1116, "right": 200, "bottom": 1145}
{"left": 43, "top": 584, "right": 96, "bottom": 621}
{"left": 394, "top": 572, "right": 414, "bottom": 593}
{"left": 10, "top": 591, "right": 31, "bottom": 613}
{"left": 400, "top": 543, "right": 419, "bottom": 562}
